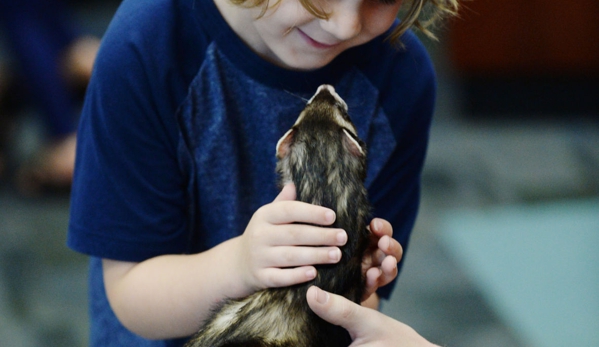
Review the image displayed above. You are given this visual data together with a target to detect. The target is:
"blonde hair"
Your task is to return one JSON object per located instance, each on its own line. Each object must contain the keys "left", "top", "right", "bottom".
{"left": 230, "top": 0, "right": 459, "bottom": 44}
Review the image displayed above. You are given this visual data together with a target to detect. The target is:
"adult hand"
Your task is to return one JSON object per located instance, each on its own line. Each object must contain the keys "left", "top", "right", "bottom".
{"left": 235, "top": 183, "right": 348, "bottom": 295}
{"left": 307, "top": 286, "right": 439, "bottom": 347}
{"left": 361, "top": 218, "right": 403, "bottom": 302}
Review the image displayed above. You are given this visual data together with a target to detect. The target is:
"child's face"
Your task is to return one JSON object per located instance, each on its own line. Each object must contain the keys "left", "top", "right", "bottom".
{"left": 245, "top": 0, "right": 403, "bottom": 70}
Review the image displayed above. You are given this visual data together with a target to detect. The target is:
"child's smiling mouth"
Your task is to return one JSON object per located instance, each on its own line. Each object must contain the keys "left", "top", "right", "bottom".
{"left": 297, "top": 28, "right": 340, "bottom": 49}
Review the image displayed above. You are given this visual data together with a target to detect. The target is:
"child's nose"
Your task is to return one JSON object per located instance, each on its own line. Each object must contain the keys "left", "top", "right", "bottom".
{"left": 319, "top": 2, "right": 362, "bottom": 41}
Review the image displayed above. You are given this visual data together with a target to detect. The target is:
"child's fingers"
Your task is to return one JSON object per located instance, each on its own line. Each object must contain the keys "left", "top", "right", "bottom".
{"left": 259, "top": 201, "right": 336, "bottom": 226}
{"left": 267, "top": 225, "right": 347, "bottom": 247}
{"left": 378, "top": 235, "right": 403, "bottom": 262}
{"left": 267, "top": 246, "right": 342, "bottom": 268}
{"left": 361, "top": 255, "right": 398, "bottom": 301}
{"left": 378, "top": 255, "right": 398, "bottom": 286}
{"left": 273, "top": 183, "right": 296, "bottom": 202}
{"left": 258, "top": 266, "right": 317, "bottom": 288}
{"left": 368, "top": 218, "right": 403, "bottom": 264}
{"left": 370, "top": 248, "right": 387, "bottom": 267}
{"left": 362, "top": 267, "right": 382, "bottom": 300}
{"left": 370, "top": 218, "right": 393, "bottom": 238}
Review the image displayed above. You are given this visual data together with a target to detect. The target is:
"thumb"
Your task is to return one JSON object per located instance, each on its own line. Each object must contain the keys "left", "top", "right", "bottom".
{"left": 306, "top": 286, "right": 366, "bottom": 339}
{"left": 274, "top": 182, "right": 296, "bottom": 202}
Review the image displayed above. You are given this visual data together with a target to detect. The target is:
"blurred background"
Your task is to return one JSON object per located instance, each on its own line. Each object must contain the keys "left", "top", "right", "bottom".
{"left": 0, "top": 1, "right": 597, "bottom": 346}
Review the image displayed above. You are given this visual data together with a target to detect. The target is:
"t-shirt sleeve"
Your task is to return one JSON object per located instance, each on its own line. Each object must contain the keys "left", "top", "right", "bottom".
{"left": 367, "top": 31, "right": 437, "bottom": 299}
{"left": 67, "top": 0, "right": 190, "bottom": 262}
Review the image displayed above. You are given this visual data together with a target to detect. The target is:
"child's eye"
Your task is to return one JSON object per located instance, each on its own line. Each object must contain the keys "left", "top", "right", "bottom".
{"left": 376, "top": 0, "right": 399, "bottom": 5}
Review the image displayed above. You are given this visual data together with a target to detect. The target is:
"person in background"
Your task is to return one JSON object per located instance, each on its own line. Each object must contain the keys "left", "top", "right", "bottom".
{"left": 0, "top": 0, "right": 99, "bottom": 193}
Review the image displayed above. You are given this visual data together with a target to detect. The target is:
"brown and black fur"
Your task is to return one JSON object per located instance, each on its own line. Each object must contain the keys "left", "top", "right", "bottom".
{"left": 185, "top": 85, "right": 371, "bottom": 347}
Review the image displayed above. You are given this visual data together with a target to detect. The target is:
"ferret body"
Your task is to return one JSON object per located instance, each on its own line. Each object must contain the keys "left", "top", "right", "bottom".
{"left": 184, "top": 85, "right": 371, "bottom": 347}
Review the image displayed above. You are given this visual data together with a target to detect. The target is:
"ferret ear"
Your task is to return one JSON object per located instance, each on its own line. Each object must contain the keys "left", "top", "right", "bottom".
{"left": 276, "top": 129, "right": 294, "bottom": 159}
{"left": 342, "top": 129, "right": 365, "bottom": 157}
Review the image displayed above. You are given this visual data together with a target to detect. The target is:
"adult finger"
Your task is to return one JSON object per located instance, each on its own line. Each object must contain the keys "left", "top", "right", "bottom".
{"left": 309, "top": 287, "right": 439, "bottom": 347}
{"left": 306, "top": 286, "right": 372, "bottom": 339}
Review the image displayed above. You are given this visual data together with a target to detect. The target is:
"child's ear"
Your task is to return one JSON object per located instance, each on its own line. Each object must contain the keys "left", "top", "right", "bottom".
{"left": 342, "top": 129, "right": 365, "bottom": 157}
{"left": 276, "top": 129, "right": 294, "bottom": 159}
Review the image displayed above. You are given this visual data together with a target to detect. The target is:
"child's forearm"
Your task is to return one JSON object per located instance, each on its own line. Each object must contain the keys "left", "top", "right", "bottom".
{"left": 103, "top": 236, "right": 384, "bottom": 339}
{"left": 101, "top": 190, "right": 397, "bottom": 340}
{"left": 103, "top": 236, "right": 247, "bottom": 339}
{"left": 102, "top": 190, "right": 339, "bottom": 340}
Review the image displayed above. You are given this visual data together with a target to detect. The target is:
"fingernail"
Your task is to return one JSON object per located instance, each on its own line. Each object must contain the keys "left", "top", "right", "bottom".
{"left": 382, "top": 236, "right": 390, "bottom": 250}
{"left": 316, "top": 287, "right": 329, "bottom": 304}
{"left": 306, "top": 268, "right": 316, "bottom": 279}
{"left": 336, "top": 231, "right": 347, "bottom": 245}
{"left": 325, "top": 210, "right": 336, "bottom": 224}
{"left": 373, "top": 219, "right": 382, "bottom": 232}
{"left": 329, "top": 248, "right": 341, "bottom": 262}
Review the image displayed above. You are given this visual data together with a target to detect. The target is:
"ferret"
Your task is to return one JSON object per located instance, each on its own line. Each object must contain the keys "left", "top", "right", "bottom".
{"left": 184, "top": 84, "right": 371, "bottom": 347}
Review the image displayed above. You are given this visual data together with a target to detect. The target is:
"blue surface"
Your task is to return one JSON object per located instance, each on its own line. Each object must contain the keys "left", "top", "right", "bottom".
{"left": 440, "top": 199, "right": 599, "bottom": 347}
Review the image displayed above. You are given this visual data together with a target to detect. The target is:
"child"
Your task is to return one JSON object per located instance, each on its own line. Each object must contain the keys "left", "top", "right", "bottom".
{"left": 67, "top": 0, "right": 458, "bottom": 345}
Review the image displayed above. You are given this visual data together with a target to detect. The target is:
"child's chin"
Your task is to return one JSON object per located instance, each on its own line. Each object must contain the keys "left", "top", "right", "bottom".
{"left": 280, "top": 55, "right": 338, "bottom": 71}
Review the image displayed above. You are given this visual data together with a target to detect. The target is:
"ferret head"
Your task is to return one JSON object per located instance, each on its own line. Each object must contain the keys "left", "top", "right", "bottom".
{"left": 274, "top": 85, "right": 370, "bottom": 260}
{"left": 276, "top": 85, "right": 365, "bottom": 160}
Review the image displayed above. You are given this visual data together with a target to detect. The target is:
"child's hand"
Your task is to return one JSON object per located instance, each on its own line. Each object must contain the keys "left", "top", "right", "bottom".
{"left": 235, "top": 183, "right": 348, "bottom": 295}
{"left": 361, "top": 218, "right": 403, "bottom": 302}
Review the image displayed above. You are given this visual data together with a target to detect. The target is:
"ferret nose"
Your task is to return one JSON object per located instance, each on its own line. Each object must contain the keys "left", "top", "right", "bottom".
{"left": 309, "top": 84, "right": 348, "bottom": 111}
{"left": 316, "top": 84, "right": 335, "bottom": 94}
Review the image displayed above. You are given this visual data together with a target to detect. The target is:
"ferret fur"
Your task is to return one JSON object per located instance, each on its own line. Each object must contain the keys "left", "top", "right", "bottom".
{"left": 184, "top": 85, "right": 371, "bottom": 347}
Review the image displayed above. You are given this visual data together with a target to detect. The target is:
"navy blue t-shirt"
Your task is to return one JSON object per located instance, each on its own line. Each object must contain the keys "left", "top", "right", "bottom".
{"left": 68, "top": 0, "right": 436, "bottom": 345}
